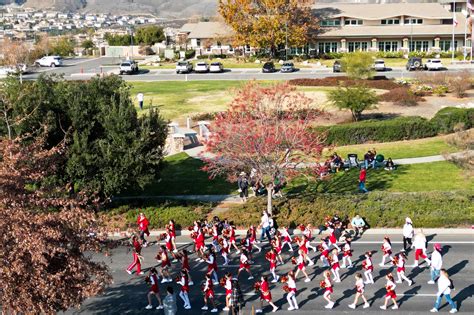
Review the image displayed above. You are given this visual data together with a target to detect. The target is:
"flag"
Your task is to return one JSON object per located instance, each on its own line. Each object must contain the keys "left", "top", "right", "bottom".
{"left": 467, "top": 0, "right": 473, "bottom": 12}
{"left": 453, "top": 15, "right": 459, "bottom": 27}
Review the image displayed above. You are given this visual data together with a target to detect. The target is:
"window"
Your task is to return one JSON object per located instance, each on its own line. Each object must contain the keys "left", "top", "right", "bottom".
{"left": 404, "top": 18, "right": 423, "bottom": 25}
{"left": 321, "top": 19, "right": 341, "bottom": 27}
{"left": 348, "top": 41, "right": 368, "bottom": 52}
{"left": 378, "top": 41, "right": 399, "bottom": 52}
{"left": 381, "top": 19, "right": 400, "bottom": 25}
{"left": 439, "top": 40, "right": 458, "bottom": 51}
{"left": 344, "top": 19, "right": 363, "bottom": 26}
{"left": 318, "top": 42, "right": 338, "bottom": 53}
{"left": 196, "top": 39, "right": 201, "bottom": 47}
{"left": 409, "top": 40, "right": 429, "bottom": 52}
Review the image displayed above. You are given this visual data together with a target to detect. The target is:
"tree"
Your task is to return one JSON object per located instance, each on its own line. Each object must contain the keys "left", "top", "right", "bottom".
{"left": 219, "top": 0, "right": 318, "bottom": 57}
{"left": 135, "top": 25, "right": 165, "bottom": 46}
{"left": 0, "top": 38, "right": 31, "bottom": 66}
{"left": 0, "top": 136, "right": 112, "bottom": 313}
{"left": 50, "top": 36, "right": 76, "bottom": 57}
{"left": 328, "top": 85, "right": 378, "bottom": 121}
{"left": 105, "top": 33, "right": 135, "bottom": 46}
{"left": 341, "top": 51, "right": 375, "bottom": 80}
{"left": 202, "top": 82, "right": 328, "bottom": 214}
{"left": 81, "top": 39, "right": 96, "bottom": 50}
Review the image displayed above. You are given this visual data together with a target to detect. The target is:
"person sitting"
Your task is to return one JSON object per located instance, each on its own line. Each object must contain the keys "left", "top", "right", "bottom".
{"left": 331, "top": 153, "right": 343, "bottom": 173}
{"left": 385, "top": 158, "right": 396, "bottom": 171}
{"left": 351, "top": 215, "right": 367, "bottom": 237}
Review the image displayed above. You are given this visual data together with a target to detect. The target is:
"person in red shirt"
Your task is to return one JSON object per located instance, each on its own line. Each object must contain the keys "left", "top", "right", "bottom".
{"left": 126, "top": 235, "right": 143, "bottom": 275}
{"left": 156, "top": 245, "right": 172, "bottom": 283}
{"left": 179, "top": 249, "right": 194, "bottom": 285}
{"left": 359, "top": 168, "right": 369, "bottom": 193}
{"left": 137, "top": 212, "right": 150, "bottom": 246}
{"left": 322, "top": 270, "right": 335, "bottom": 309}
{"left": 256, "top": 276, "right": 279, "bottom": 313}
{"left": 168, "top": 219, "right": 178, "bottom": 253}
{"left": 145, "top": 268, "right": 164, "bottom": 310}
{"left": 201, "top": 273, "right": 218, "bottom": 312}
{"left": 177, "top": 269, "right": 191, "bottom": 309}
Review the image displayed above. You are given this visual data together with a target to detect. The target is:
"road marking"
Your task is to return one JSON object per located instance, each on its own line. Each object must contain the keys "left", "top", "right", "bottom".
{"left": 173, "top": 241, "right": 474, "bottom": 245}
{"left": 212, "top": 293, "right": 439, "bottom": 297}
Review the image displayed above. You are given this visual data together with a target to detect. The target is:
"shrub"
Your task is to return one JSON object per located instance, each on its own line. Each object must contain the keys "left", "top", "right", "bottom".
{"left": 191, "top": 112, "right": 218, "bottom": 121}
{"left": 433, "top": 85, "right": 449, "bottom": 96}
{"left": 375, "top": 51, "right": 404, "bottom": 58}
{"left": 341, "top": 51, "right": 375, "bottom": 79}
{"left": 185, "top": 50, "right": 196, "bottom": 59}
{"left": 447, "top": 70, "right": 472, "bottom": 98}
{"left": 328, "top": 85, "right": 378, "bottom": 121}
{"left": 431, "top": 107, "right": 474, "bottom": 133}
{"left": 379, "top": 87, "right": 424, "bottom": 106}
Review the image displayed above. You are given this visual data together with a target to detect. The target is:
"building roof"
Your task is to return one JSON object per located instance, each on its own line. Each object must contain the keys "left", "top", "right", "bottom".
{"left": 179, "top": 22, "right": 234, "bottom": 39}
{"left": 313, "top": 3, "right": 454, "bottom": 20}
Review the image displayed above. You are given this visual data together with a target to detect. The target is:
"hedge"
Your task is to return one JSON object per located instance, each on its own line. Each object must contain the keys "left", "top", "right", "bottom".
{"left": 431, "top": 107, "right": 474, "bottom": 134}
{"left": 225, "top": 191, "right": 474, "bottom": 229}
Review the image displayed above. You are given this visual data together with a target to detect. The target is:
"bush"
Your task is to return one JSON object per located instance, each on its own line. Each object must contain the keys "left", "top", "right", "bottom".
{"left": 375, "top": 51, "right": 404, "bottom": 58}
{"left": 225, "top": 191, "right": 473, "bottom": 228}
{"left": 315, "top": 116, "right": 437, "bottom": 145}
{"left": 185, "top": 50, "right": 196, "bottom": 59}
{"left": 433, "top": 85, "right": 449, "bottom": 96}
{"left": 379, "top": 87, "right": 425, "bottom": 106}
{"left": 328, "top": 85, "right": 378, "bottom": 121}
{"left": 431, "top": 107, "right": 474, "bottom": 133}
{"left": 408, "top": 51, "right": 437, "bottom": 58}
{"left": 341, "top": 51, "right": 375, "bottom": 79}
{"left": 447, "top": 70, "right": 472, "bottom": 98}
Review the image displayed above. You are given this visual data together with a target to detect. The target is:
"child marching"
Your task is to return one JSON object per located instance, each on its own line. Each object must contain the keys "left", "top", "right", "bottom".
{"left": 363, "top": 251, "right": 374, "bottom": 284}
{"left": 330, "top": 248, "right": 341, "bottom": 283}
{"left": 220, "top": 235, "right": 230, "bottom": 266}
{"left": 201, "top": 273, "right": 218, "bottom": 312}
{"left": 205, "top": 249, "right": 219, "bottom": 285}
{"left": 341, "top": 238, "right": 353, "bottom": 268}
{"left": 394, "top": 252, "right": 413, "bottom": 286}
{"left": 321, "top": 270, "right": 335, "bottom": 309}
{"left": 227, "top": 224, "right": 241, "bottom": 254}
{"left": 284, "top": 271, "right": 299, "bottom": 311}
{"left": 168, "top": 219, "right": 178, "bottom": 253}
{"left": 302, "top": 224, "right": 317, "bottom": 252}
{"left": 156, "top": 245, "right": 172, "bottom": 283}
{"left": 126, "top": 235, "right": 144, "bottom": 275}
{"left": 266, "top": 248, "right": 280, "bottom": 283}
{"left": 177, "top": 269, "right": 192, "bottom": 309}
{"left": 249, "top": 225, "right": 262, "bottom": 253}
{"left": 319, "top": 238, "right": 330, "bottom": 267}
{"left": 295, "top": 235, "right": 314, "bottom": 266}
{"left": 255, "top": 276, "right": 279, "bottom": 313}
{"left": 294, "top": 249, "right": 311, "bottom": 282}
{"left": 237, "top": 249, "right": 254, "bottom": 280}
{"left": 348, "top": 273, "right": 370, "bottom": 309}
{"left": 380, "top": 273, "right": 399, "bottom": 310}
{"left": 271, "top": 235, "right": 285, "bottom": 265}
{"left": 222, "top": 273, "right": 233, "bottom": 311}
{"left": 281, "top": 226, "right": 293, "bottom": 252}
{"left": 380, "top": 236, "right": 393, "bottom": 266}
{"left": 178, "top": 249, "right": 194, "bottom": 285}
{"left": 145, "top": 268, "right": 164, "bottom": 310}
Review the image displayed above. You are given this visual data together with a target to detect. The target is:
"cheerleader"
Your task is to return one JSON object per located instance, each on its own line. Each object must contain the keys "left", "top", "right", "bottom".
{"left": 294, "top": 249, "right": 311, "bottom": 282}
{"left": 303, "top": 224, "right": 318, "bottom": 252}
{"left": 266, "top": 248, "right": 280, "bottom": 283}
{"left": 211, "top": 222, "right": 221, "bottom": 252}
{"left": 380, "top": 236, "right": 393, "bottom": 266}
{"left": 286, "top": 271, "right": 299, "bottom": 311}
{"left": 179, "top": 249, "right": 194, "bottom": 285}
{"left": 412, "top": 230, "right": 431, "bottom": 267}
{"left": 177, "top": 269, "right": 192, "bottom": 310}
{"left": 363, "top": 251, "right": 374, "bottom": 284}
{"left": 341, "top": 238, "right": 353, "bottom": 268}
{"left": 220, "top": 235, "right": 230, "bottom": 266}
{"left": 201, "top": 273, "right": 218, "bottom": 312}
{"left": 256, "top": 276, "right": 279, "bottom": 313}
{"left": 195, "top": 228, "right": 206, "bottom": 262}
{"left": 327, "top": 226, "right": 341, "bottom": 251}
{"left": 223, "top": 273, "right": 233, "bottom": 312}
{"left": 380, "top": 273, "right": 399, "bottom": 310}
{"left": 272, "top": 234, "right": 285, "bottom": 265}
{"left": 330, "top": 248, "right": 341, "bottom": 283}
{"left": 242, "top": 234, "right": 255, "bottom": 262}
{"left": 168, "top": 219, "right": 178, "bottom": 253}
{"left": 296, "top": 235, "right": 314, "bottom": 266}
{"left": 156, "top": 245, "right": 172, "bottom": 283}
{"left": 319, "top": 238, "right": 330, "bottom": 267}
{"left": 249, "top": 225, "right": 262, "bottom": 253}
{"left": 322, "top": 270, "right": 335, "bottom": 309}
{"left": 237, "top": 249, "right": 254, "bottom": 280}
{"left": 394, "top": 252, "right": 413, "bottom": 286}
{"left": 164, "top": 229, "right": 178, "bottom": 262}
{"left": 126, "top": 235, "right": 144, "bottom": 275}
{"left": 348, "top": 273, "right": 370, "bottom": 309}
{"left": 281, "top": 226, "right": 294, "bottom": 252}
{"left": 145, "top": 268, "right": 164, "bottom": 310}
{"left": 205, "top": 249, "right": 219, "bottom": 285}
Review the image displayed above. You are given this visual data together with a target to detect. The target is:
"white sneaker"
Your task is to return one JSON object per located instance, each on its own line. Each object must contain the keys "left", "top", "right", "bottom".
{"left": 340, "top": 265, "right": 346, "bottom": 269}
{"left": 309, "top": 261, "right": 315, "bottom": 266}
{"left": 139, "top": 272, "right": 144, "bottom": 275}
{"left": 201, "top": 306, "right": 208, "bottom": 310}
{"left": 428, "top": 280, "right": 435, "bottom": 284}
{"left": 161, "top": 279, "right": 167, "bottom": 283}
{"left": 395, "top": 280, "right": 402, "bottom": 284}
{"left": 430, "top": 308, "right": 438, "bottom": 313}
{"left": 271, "top": 278, "right": 278, "bottom": 283}
{"left": 166, "top": 278, "right": 172, "bottom": 283}
{"left": 126, "top": 270, "right": 132, "bottom": 275}
{"left": 325, "top": 302, "right": 334, "bottom": 309}
{"left": 236, "top": 250, "right": 241, "bottom": 254}
{"left": 449, "top": 309, "right": 458, "bottom": 314}
{"left": 294, "top": 305, "right": 299, "bottom": 310}
{"left": 335, "top": 279, "right": 341, "bottom": 283}
{"left": 408, "top": 280, "right": 413, "bottom": 286}
{"left": 185, "top": 305, "right": 191, "bottom": 309}
{"left": 173, "top": 249, "right": 178, "bottom": 253}
{"left": 380, "top": 306, "right": 387, "bottom": 310}
{"left": 189, "top": 281, "right": 194, "bottom": 286}
{"left": 392, "top": 305, "right": 398, "bottom": 310}
{"left": 145, "top": 305, "right": 153, "bottom": 310}
{"left": 255, "top": 309, "right": 262, "bottom": 313}
{"left": 364, "top": 281, "right": 370, "bottom": 284}
{"left": 363, "top": 303, "right": 370, "bottom": 308}
{"left": 347, "top": 265, "right": 353, "bottom": 269}
{"left": 348, "top": 304, "right": 356, "bottom": 309}
{"left": 305, "top": 278, "right": 311, "bottom": 283}
{"left": 248, "top": 276, "right": 254, "bottom": 280}
{"left": 156, "top": 305, "right": 163, "bottom": 310}
{"left": 258, "top": 248, "right": 262, "bottom": 253}
{"left": 272, "top": 306, "right": 278, "bottom": 312}
{"left": 287, "top": 306, "right": 295, "bottom": 311}
{"left": 213, "top": 281, "right": 218, "bottom": 285}
{"left": 223, "top": 307, "right": 230, "bottom": 311}
{"left": 379, "top": 263, "right": 385, "bottom": 267}
{"left": 211, "top": 308, "right": 218, "bottom": 313}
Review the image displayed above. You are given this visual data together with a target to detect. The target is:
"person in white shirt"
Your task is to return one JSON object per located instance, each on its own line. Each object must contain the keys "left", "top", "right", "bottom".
{"left": 136, "top": 92, "right": 144, "bottom": 110}
{"left": 412, "top": 230, "right": 430, "bottom": 267}
{"left": 402, "top": 217, "right": 414, "bottom": 251}
{"left": 348, "top": 273, "right": 370, "bottom": 309}
{"left": 430, "top": 269, "right": 457, "bottom": 313}
{"left": 429, "top": 243, "right": 443, "bottom": 284}
{"left": 259, "top": 211, "right": 271, "bottom": 243}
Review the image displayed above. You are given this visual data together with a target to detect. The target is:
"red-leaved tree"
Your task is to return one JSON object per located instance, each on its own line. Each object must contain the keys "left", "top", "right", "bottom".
{"left": 0, "top": 136, "right": 112, "bottom": 313}
{"left": 202, "top": 82, "right": 328, "bottom": 214}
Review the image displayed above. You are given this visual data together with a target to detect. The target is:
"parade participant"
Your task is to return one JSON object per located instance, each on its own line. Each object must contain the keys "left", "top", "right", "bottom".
{"left": 330, "top": 248, "right": 341, "bottom": 283}
{"left": 430, "top": 269, "right": 457, "bottom": 313}
{"left": 145, "top": 268, "right": 164, "bottom": 310}
{"left": 201, "top": 273, "right": 218, "bottom": 312}
{"left": 302, "top": 224, "right": 317, "bottom": 252}
{"left": 319, "top": 238, "right": 330, "bottom": 267}
{"left": 177, "top": 269, "right": 191, "bottom": 310}
{"left": 255, "top": 276, "right": 279, "bottom": 313}
{"left": 156, "top": 245, "right": 172, "bottom": 283}
{"left": 222, "top": 273, "right": 233, "bottom": 311}
{"left": 168, "top": 219, "right": 178, "bottom": 253}
{"left": 402, "top": 217, "right": 414, "bottom": 252}
{"left": 363, "top": 251, "right": 374, "bottom": 284}
{"left": 211, "top": 222, "right": 220, "bottom": 252}
{"left": 164, "top": 229, "right": 178, "bottom": 262}
{"left": 195, "top": 227, "right": 206, "bottom": 262}
{"left": 265, "top": 248, "right": 280, "bottom": 283}
{"left": 220, "top": 234, "right": 230, "bottom": 266}
{"left": 296, "top": 235, "right": 314, "bottom": 266}
{"left": 380, "top": 236, "right": 393, "bottom": 266}
{"left": 428, "top": 243, "right": 443, "bottom": 284}
{"left": 242, "top": 233, "right": 255, "bottom": 263}
{"left": 179, "top": 249, "right": 193, "bottom": 285}
{"left": 321, "top": 270, "right": 335, "bottom": 309}
{"left": 328, "top": 226, "right": 341, "bottom": 250}
{"left": 348, "top": 273, "right": 370, "bottom": 309}
{"left": 237, "top": 249, "right": 254, "bottom": 280}
{"left": 272, "top": 234, "right": 285, "bottom": 265}
{"left": 294, "top": 249, "right": 311, "bottom": 282}
{"left": 137, "top": 213, "right": 150, "bottom": 247}
{"left": 380, "top": 273, "right": 399, "bottom": 310}
{"left": 413, "top": 230, "right": 431, "bottom": 267}
{"left": 228, "top": 224, "right": 241, "bottom": 254}
{"left": 281, "top": 226, "right": 293, "bottom": 252}
{"left": 341, "top": 238, "right": 353, "bottom": 268}
{"left": 286, "top": 271, "right": 299, "bottom": 311}
{"left": 126, "top": 235, "right": 144, "bottom": 275}
{"left": 394, "top": 251, "right": 413, "bottom": 286}
{"left": 205, "top": 249, "right": 219, "bottom": 285}
{"left": 249, "top": 225, "right": 262, "bottom": 253}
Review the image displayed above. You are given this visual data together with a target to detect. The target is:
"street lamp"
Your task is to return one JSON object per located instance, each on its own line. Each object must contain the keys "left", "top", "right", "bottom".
{"left": 128, "top": 27, "right": 134, "bottom": 59}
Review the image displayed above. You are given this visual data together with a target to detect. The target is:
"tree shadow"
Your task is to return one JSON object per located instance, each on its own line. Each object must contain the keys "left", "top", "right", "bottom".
{"left": 454, "top": 283, "right": 474, "bottom": 310}
{"left": 398, "top": 285, "right": 421, "bottom": 307}
{"left": 447, "top": 260, "right": 469, "bottom": 277}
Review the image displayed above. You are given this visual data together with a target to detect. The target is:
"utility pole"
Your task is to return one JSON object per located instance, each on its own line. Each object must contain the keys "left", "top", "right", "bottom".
{"left": 285, "top": 21, "right": 288, "bottom": 61}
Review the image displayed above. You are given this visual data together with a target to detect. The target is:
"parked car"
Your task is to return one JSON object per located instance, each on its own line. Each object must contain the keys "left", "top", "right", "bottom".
{"left": 34, "top": 56, "right": 63, "bottom": 67}
{"left": 262, "top": 62, "right": 277, "bottom": 73}
{"left": 194, "top": 62, "right": 210, "bottom": 73}
{"left": 175, "top": 60, "right": 193, "bottom": 74}
{"left": 119, "top": 60, "right": 139, "bottom": 75}
{"left": 209, "top": 62, "right": 224, "bottom": 73}
{"left": 424, "top": 59, "right": 444, "bottom": 71}
{"left": 333, "top": 60, "right": 342, "bottom": 73}
{"left": 373, "top": 59, "right": 386, "bottom": 71}
{"left": 406, "top": 57, "right": 423, "bottom": 71}
{"left": 280, "top": 62, "right": 296, "bottom": 73}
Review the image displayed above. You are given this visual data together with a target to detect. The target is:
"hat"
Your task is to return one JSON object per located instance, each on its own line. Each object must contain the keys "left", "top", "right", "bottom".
{"left": 405, "top": 217, "right": 412, "bottom": 224}
{"left": 434, "top": 243, "right": 441, "bottom": 250}
{"left": 240, "top": 171, "right": 246, "bottom": 176}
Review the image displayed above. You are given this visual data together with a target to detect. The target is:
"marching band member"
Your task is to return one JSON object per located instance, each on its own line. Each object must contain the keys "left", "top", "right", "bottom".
{"left": 272, "top": 234, "right": 285, "bottom": 265}
{"left": 237, "top": 249, "right": 254, "bottom": 280}
{"left": 330, "top": 248, "right": 341, "bottom": 283}
{"left": 363, "top": 251, "right": 374, "bottom": 284}
{"left": 348, "top": 273, "right": 370, "bottom": 309}
{"left": 206, "top": 249, "right": 219, "bottom": 285}
{"left": 341, "top": 238, "right": 353, "bottom": 268}
{"left": 319, "top": 238, "right": 330, "bottom": 267}
{"left": 126, "top": 235, "right": 144, "bottom": 275}
{"left": 296, "top": 235, "right": 314, "bottom": 266}
{"left": 302, "top": 224, "right": 317, "bottom": 252}
{"left": 255, "top": 276, "right": 279, "bottom": 313}
{"left": 177, "top": 269, "right": 192, "bottom": 310}
{"left": 201, "top": 273, "right": 218, "bottom": 312}
{"left": 428, "top": 243, "right": 443, "bottom": 284}
{"left": 380, "top": 273, "right": 399, "bottom": 310}
{"left": 286, "top": 271, "right": 299, "bottom": 311}
{"left": 294, "top": 249, "right": 311, "bottom": 282}
{"left": 327, "top": 226, "right": 341, "bottom": 251}
{"left": 281, "top": 226, "right": 293, "bottom": 252}
{"left": 266, "top": 248, "right": 280, "bottom": 283}
{"left": 380, "top": 236, "right": 393, "bottom": 266}
{"left": 322, "top": 270, "right": 335, "bottom": 309}
{"left": 412, "top": 230, "right": 431, "bottom": 267}
{"left": 220, "top": 235, "right": 230, "bottom": 266}
{"left": 394, "top": 252, "right": 413, "bottom": 286}
{"left": 249, "top": 225, "right": 262, "bottom": 253}
{"left": 156, "top": 245, "right": 172, "bottom": 283}
{"left": 168, "top": 219, "right": 178, "bottom": 253}
{"left": 145, "top": 268, "right": 164, "bottom": 310}
{"left": 179, "top": 249, "right": 193, "bottom": 285}
{"left": 222, "top": 273, "right": 233, "bottom": 311}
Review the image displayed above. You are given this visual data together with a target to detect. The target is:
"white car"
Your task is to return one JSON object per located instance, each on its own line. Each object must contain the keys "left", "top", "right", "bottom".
{"left": 119, "top": 60, "right": 139, "bottom": 75}
{"left": 175, "top": 61, "right": 193, "bottom": 74}
{"left": 35, "top": 56, "right": 63, "bottom": 67}
{"left": 424, "top": 59, "right": 444, "bottom": 71}
{"left": 194, "top": 62, "right": 210, "bottom": 73}
{"left": 373, "top": 59, "right": 386, "bottom": 71}
{"left": 209, "top": 62, "right": 224, "bottom": 73}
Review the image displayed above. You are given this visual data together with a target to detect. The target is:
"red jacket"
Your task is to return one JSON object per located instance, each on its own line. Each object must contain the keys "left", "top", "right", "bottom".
{"left": 359, "top": 169, "right": 367, "bottom": 182}
{"left": 137, "top": 216, "right": 149, "bottom": 232}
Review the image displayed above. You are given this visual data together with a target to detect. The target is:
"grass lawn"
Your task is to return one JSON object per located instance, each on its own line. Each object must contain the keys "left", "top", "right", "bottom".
{"left": 329, "top": 135, "right": 459, "bottom": 160}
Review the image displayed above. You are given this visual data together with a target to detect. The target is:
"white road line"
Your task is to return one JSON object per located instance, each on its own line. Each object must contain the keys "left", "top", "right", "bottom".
{"left": 212, "top": 293, "right": 439, "bottom": 297}
{"left": 173, "top": 241, "right": 474, "bottom": 245}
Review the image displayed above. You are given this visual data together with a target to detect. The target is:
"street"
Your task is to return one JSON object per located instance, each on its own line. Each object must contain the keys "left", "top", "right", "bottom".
{"left": 66, "top": 233, "right": 474, "bottom": 315}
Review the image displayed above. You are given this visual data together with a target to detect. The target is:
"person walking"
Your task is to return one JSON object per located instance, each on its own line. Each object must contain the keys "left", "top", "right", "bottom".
{"left": 145, "top": 268, "right": 164, "bottom": 310}
{"left": 259, "top": 211, "right": 272, "bottom": 243}
{"left": 348, "top": 273, "right": 370, "bottom": 309}
{"left": 137, "top": 212, "right": 150, "bottom": 247}
{"left": 358, "top": 167, "right": 369, "bottom": 193}
{"left": 430, "top": 269, "right": 457, "bottom": 313}
{"left": 163, "top": 286, "right": 177, "bottom": 315}
{"left": 380, "top": 273, "right": 399, "bottom": 310}
{"left": 137, "top": 92, "right": 144, "bottom": 110}
{"left": 126, "top": 235, "right": 143, "bottom": 275}
{"left": 413, "top": 230, "right": 431, "bottom": 267}
{"left": 403, "top": 217, "right": 414, "bottom": 252}
{"left": 428, "top": 243, "right": 443, "bottom": 284}
{"left": 237, "top": 172, "right": 249, "bottom": 202}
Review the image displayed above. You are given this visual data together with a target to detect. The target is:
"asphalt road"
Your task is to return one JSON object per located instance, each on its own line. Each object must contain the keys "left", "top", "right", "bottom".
{"left": 65, "top": 233, "right": 473, "bottom": 315}
{"left": 22, "top": 57, "right": 474, "bottom": 82}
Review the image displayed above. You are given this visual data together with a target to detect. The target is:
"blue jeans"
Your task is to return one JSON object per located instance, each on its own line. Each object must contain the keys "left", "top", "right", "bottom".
{"left": 260, "top": 226, "right": 271, "bottom": 242}
{"left": 431, "top": 269, "right": 440, "bottom": 282}
{"left": 359, "top": 181, "right": 368, "bottom": 193}
{"left": 434, "top": 294, "right": 456, "bottom": 310}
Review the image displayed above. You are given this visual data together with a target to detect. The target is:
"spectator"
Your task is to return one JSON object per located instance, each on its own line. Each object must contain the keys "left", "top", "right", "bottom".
{"left": 385, "top": 158, "right": 396, "bottom": 171}
{"left": 137, "top": 92, "right": 144, "bottom": 110}
{"left": 428, "top": 243, "right": 443, "bottom": 285}
{"left": 237, "top": 172, "right": 249, "bottom": 202}
{"left": 331, "top": 153, "right": 343, "bottom": 172}
{"left": 358, "top": 168, "right": 369, "bottom": 193}
{"left": 351, "top": 215, "right": 367, "bottom": 237}
{"left": 402, "top": 217, "right": 414, "bottom": 251}
{"left": 163, "top": 286, "right": 177, "bottom": 315}
{"left": 137, "top": 212, "right": 150, "bottom": 247}
{"left": 259, "top": 211, "right": 272, "bottom": 243}
{"left": 430, "top": 269, "right": 457, "bottom": 313}
{"left": 272, "top": 174, "right": 284, "bottom": 198}
{"left": 231, "top": 279, "right": 244, "bottom": 314}
{"left": 370, "top": 148, "right": 377, "bottom": 168}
